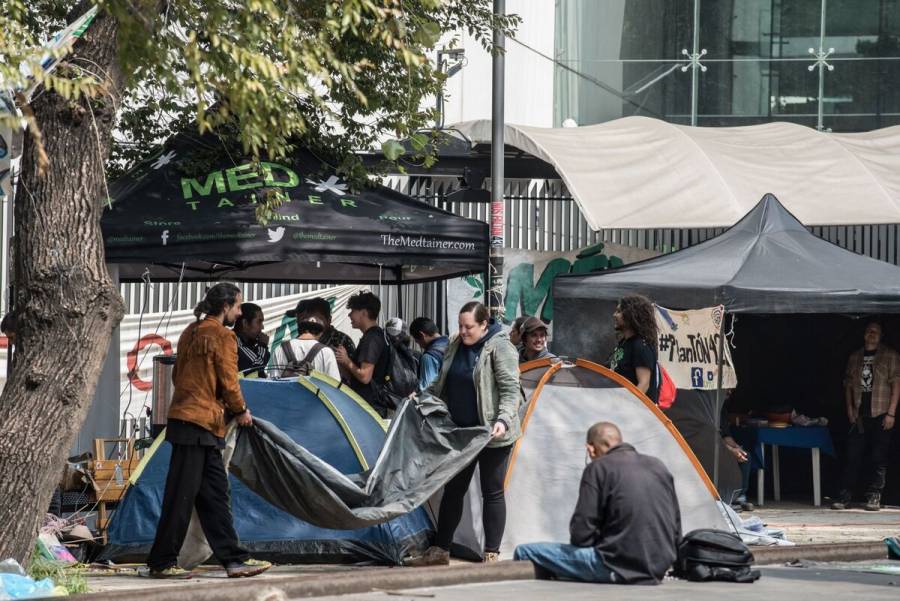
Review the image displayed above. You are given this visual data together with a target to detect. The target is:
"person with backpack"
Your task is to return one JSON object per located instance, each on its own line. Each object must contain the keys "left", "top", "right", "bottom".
{"left": 269, "top": 316, "right": 340, "bottom": 380}
{"left": 513, "top": 422, "right": 680, "bottom": 584}
{"left": 409, "top": 316, "right": 449, "bottom": 392}
{"left": 405, "top": 301, "right": 522, "bottom": 566}
{"left": 334, "top": 291, "right": 393, "bottom": 417}
{"left": 609, "top": 295, "right": 660, "bottom": 403}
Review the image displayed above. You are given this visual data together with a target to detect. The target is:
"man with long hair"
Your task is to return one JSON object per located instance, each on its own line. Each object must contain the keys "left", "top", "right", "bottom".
{"left": 609, "top": 295, "right": 659, "bottom": 403}
{"left": 144, "top": 283, "right": 270, "bottom": 579}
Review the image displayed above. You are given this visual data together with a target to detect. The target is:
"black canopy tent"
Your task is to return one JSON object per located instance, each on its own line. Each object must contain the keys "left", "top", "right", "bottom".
{"left": 553, "top": 194, "right": 900, "bottom": 501}
{"left": 102, "top": 133, "right": 488, "bottom": 288}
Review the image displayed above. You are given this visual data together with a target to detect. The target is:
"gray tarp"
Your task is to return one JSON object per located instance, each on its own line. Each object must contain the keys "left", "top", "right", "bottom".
{"left": 229, "top": 396, "right": 492, "bottom": 531}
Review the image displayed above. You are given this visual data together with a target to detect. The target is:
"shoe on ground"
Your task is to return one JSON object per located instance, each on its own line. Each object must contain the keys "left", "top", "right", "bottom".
{"left": 139, "top": 565, "right": 192, "bottom": 579}
{"left": 402, "top": 546, "right": 450, "bottom": 567}
{"left": 533, "top": 564, "right": 557, "bottom": 580}
{"left": 740, "top": 501, "right": 755, "bottom": 512}
{"left": 226, "top": 558, "right": 272, "bottom": 578}
{"left": 865, "top": 493, "right": 881, "bottom": 512}
{"left": 831, "top": 491, "right": 851, "bottom": 510}
{"left": 483, "top": 551, "right": 500, "bottom": 563}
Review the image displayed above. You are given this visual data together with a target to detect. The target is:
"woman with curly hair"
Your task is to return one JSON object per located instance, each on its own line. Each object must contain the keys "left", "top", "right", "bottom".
{"left": 609, "top": 294, "right": 660, "bottom": 403}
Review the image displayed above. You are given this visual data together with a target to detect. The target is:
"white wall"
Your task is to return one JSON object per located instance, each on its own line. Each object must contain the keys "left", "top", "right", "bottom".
{"left": 439, "top": 1, "right": 555, "bottom": 128}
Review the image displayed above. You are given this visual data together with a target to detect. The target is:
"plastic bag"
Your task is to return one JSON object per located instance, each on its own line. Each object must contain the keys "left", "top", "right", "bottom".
{"left": 0, "top": 560, "right": 25, "bottom": 576}
{"left": 36, "top": 534, "right": 76, "bottom": 565}
{"left": 0, "top": 573, "right": 58, "bottom": 599}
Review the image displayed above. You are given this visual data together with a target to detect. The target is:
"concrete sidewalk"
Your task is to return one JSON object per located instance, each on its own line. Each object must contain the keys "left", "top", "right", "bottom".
{"left": 751, "top": 501, "right": 900, "bottom": 544}
{"left": 70, "top": 541, "right": 891, "bottom": 601}
{"left": 307, "top": 566, "right": 900, "bottom": 601}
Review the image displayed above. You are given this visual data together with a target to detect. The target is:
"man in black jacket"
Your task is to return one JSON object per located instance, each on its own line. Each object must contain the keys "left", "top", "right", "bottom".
{"left": 513, "top": 422, "right": 681, "bottom": 584}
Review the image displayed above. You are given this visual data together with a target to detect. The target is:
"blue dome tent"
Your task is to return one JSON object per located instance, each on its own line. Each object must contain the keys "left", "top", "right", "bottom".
{"left": 100, "top": 377, "right": 433, "bottom": 565}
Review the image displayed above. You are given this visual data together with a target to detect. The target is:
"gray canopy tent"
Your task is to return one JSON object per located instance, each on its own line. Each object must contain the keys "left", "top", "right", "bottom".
{"left": 553, "top": 194, "right": 900, "bottom": 502}
{"left": 554, "top": 193, "right": 900, "bottom": 358}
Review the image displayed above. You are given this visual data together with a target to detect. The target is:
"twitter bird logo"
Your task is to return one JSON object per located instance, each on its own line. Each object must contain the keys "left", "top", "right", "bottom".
{"left": 267, "top": 227, "right": 285, "bottom": 243}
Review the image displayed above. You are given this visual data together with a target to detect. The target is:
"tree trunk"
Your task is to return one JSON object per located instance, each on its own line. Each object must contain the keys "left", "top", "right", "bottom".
{"left": 0, "top": 10, "right": 125, "bottom": 564}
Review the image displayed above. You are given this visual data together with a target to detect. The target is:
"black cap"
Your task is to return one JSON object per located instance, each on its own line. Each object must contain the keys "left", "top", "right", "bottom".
{"left": 285, "top": 299, "right": 307, "bottom": 319}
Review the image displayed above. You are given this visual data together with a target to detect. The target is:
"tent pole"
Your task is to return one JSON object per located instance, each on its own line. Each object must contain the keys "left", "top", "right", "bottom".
{"left": 488, "top": 0, "right": 505, "bottom": 319}
{"left": 396, "top": 267, "right": 403, "bottom": 319}
{"left": 713, "top": 312, "right": 727, "bottom": 491}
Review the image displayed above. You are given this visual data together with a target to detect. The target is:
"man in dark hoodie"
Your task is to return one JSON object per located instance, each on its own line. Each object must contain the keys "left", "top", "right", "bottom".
{"left": 513, "top": 422, "right": 681, "bottom": 584}
{"left": 409, "top": 316, "right": 449, "bottom": 392}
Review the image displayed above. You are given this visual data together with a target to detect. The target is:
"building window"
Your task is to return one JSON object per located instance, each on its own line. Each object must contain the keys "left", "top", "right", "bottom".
{"left": 554, "top": 0, "right": 900, "bottom": 131}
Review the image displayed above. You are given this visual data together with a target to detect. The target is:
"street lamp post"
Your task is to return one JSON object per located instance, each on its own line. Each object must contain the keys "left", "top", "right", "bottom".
{"left": 489, "top": 0, "right": 505, "bottom": 318}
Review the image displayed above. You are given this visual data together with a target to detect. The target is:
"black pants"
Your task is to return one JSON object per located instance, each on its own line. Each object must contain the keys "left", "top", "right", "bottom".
{"left": 434, "top": 445, "right": 512, "bottom": 554}
{"left": 147, "top": 443, "right": 249, "bottom": 570}
{"left": 841, "top": 415, "right": 894, "bottom": 495}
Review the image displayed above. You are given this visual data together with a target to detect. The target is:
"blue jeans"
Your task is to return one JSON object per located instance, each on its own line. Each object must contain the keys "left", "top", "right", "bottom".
{"left": 513, "top": 543, "right": 617, "bottom": 583}
{"left": 735, "top": 460, "right": 752, "bottom": 503}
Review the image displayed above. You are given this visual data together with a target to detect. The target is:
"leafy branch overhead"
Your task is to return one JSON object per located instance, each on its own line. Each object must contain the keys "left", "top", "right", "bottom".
{"left": 1, "top": 0, "right": 519, "bottom": 180}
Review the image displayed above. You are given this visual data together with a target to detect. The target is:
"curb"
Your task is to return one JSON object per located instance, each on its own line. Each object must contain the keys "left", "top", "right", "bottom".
{"left": 752, "top": 541, "right": 888, "bottom": 565}
{"left": 61, "top": 541, "right": 889, "bottom": 600}
{"left": 63, "top": 562, "right": 536, "bottom": 601}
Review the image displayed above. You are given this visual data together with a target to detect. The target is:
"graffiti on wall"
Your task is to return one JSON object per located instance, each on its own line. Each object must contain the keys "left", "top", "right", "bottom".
{"left": 447, "top": 242, "right": 659, "bottom": 326}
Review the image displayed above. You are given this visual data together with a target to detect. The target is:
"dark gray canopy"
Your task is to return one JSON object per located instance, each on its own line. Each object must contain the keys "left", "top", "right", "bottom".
{"left": 554, "top": 194, "right": 900, "bottom": 315}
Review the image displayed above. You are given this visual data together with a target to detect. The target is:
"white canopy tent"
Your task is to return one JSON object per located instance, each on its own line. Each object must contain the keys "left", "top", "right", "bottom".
{"left": 452, "top": 117, "right": 900, "bottom": 230}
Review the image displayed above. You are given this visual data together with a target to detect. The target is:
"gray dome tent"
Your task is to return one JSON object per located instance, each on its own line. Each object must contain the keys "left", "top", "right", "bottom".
{"left": 553, "top": 194, "right": 900, "bottom": 504}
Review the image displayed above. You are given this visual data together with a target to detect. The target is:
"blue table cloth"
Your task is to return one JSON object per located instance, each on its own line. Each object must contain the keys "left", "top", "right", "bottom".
{"left": 733, "top": 426, "right": 835, "bottom": 471}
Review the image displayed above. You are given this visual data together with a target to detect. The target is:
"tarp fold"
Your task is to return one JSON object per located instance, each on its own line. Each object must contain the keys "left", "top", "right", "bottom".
{"left": 230, "top": 397, "right": 492, "bottom": 531}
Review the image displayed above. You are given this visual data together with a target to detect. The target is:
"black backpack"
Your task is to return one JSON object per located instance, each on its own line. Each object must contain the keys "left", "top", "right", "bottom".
{"left": 675, "top": 529, "right": 761, "bottom": 583}
{"left": 279, "top": 341, "right": 326, "bottom": 378}
{"left": 375, "top": 333, "right": 419, "bottom": 410}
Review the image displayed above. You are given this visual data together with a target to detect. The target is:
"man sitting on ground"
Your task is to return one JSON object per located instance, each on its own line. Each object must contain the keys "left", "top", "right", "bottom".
{"left": 270, "top": 316, "right": 341, "bottom": 381}
{"left": 409, "top": 317, "right": 449, "bottom": 392}
{"left": 518, "top": 317, "right": 557, "bottom": 363}
{"left": 513, "top": 422, "right": 681, "bottom": 584}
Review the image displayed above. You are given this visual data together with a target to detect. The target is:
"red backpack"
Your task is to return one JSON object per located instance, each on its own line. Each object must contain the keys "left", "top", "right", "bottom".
{"left": 657, "top": 364, "right": 676, "bottom": 409}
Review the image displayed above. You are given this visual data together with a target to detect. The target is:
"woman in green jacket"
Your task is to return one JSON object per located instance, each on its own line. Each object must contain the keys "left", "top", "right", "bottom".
{"left": 405, "top": 301, "right": 522, "bottom": 566}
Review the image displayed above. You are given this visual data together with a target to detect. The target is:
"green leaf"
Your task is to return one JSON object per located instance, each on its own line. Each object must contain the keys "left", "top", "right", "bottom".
{"left": 414, "top": 20, "right": 443, "bottom": 48}
{"left": 381, "top": 139, "right": 406, "bottom": 161}
{"left": 409, "top": 132, "right": 428, "bottom": 151}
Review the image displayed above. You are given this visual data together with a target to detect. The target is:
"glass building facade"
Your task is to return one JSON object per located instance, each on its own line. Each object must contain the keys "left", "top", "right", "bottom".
{"left": 554, "top": 0, "right": 900, "bottom": 131}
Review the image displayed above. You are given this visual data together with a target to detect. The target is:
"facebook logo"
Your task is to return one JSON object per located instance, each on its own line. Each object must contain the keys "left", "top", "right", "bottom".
{"left": 691, "top": 367, "right": 704, "bottom": 388}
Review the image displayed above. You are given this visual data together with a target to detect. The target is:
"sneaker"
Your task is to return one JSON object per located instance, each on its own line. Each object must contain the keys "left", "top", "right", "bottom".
{"left": 740, "top": 501, "right": 755, "bottom": 512}
{"left": 139, "top": 565, "right": 193, "bottom": 579}
{"left": 831, "top": 490, "right": 851, "bottom": 510}
{"left": 865, "top": 493, "right": 881, "bottom": 511}
{"left": 402, "top": 546, "right": 450, "bottom": 567}
{"left": 483, "top": 551, "right": 500, "bottom": 563}
{"left": 225, "top": 559, "right": 272, "bottom": 578}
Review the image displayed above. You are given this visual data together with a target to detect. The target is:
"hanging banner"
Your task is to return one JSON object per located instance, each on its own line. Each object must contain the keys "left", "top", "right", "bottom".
{"left": 655, "top": 304, "right": 737, "bottom": 390}
{"left": 0, "top": 285, "right": 362, "bottom": 411}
